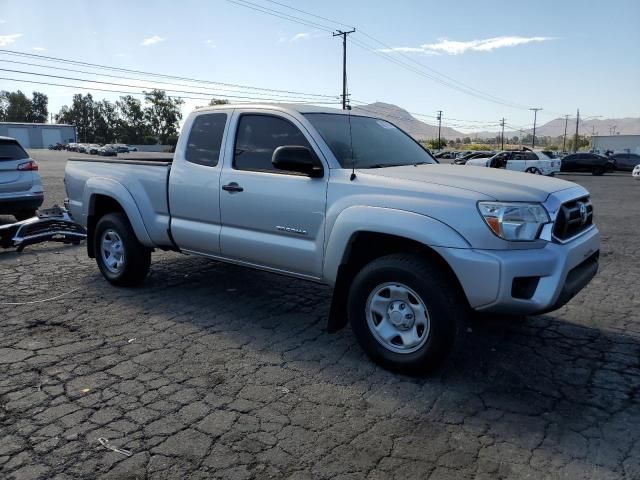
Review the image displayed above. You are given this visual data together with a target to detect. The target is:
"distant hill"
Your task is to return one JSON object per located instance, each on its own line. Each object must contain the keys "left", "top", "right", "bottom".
{"left": 352, "top": 102, "right": 463, "bottom": 140}
{"left": 352, "top": 102, "right": 640, "bottom": 140}
{"left": 470, "top": 117, "right": 640, "bottom": 139}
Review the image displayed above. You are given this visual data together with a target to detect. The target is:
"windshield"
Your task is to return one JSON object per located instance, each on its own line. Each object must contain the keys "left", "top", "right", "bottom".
{"left": 304, "top": 113, "right": 436, "bottom": 168}
{"left": 0, "top": 139, "right": 29, "bottom": 161}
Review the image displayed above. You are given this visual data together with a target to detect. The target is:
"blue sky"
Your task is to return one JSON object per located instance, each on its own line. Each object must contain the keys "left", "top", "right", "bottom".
{"left": 1, "top": 0, "right": 639, "bottom": 132}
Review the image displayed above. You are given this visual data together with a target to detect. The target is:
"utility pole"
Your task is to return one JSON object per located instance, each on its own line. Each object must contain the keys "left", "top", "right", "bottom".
{"left": 499, "top": 118, "right": 505, "bottom": 150}
{"left": 333, "top": 29, "right": 356, "bottom": 110}
{"left": 436, "top": 110, "right": 442, "bottom": 150}
{"left": 574, "top": 108, "right": 580, "bottom": 153}
{"left": 562, "top": 114, "right": 569, "bottom": 152}
{"left": 529, "top": 108, "right": 542, "bottom": 148}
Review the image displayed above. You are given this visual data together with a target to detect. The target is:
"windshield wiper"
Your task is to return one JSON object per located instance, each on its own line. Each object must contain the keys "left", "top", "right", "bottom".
{"left": 413, "top": 162, "right": 431, "bottom": 166}
{"left": 365, "top": 163, "right": 399, "bottom": 169}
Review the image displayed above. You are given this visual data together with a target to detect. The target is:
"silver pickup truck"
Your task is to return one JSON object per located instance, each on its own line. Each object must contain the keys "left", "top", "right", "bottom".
{"left": 64, "top": 104, "right": 600, "bottom": 372}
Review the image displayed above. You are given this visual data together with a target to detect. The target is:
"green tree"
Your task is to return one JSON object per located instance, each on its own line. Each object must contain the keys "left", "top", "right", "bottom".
{"left": 567, "top": 135, "right": 590, "bottom": 152}
{"left": 462, "top": 137, "right": 471, "bottom": 145}
{"left": 4, "top": 90, "right": 32, "bottom": 122}
{"left": 116, "top": 95, "right": 149, "bottom": 144}
{"left": 143, "top": 90, "right": 184, "bottom": 144}
{"left": 427, "top": 138, "right": 447, "bottom": 150}
{"left": 56, "top": 93, "right": 97, "bottom": 142}
{"left": 94, "top": 100, "right": 119, "bottom": 143}
{"left": 0, "top": 91, "right": 9, "bottom": 121}
{"left": 28, "top": 91, "right": 48, "bottom": 123}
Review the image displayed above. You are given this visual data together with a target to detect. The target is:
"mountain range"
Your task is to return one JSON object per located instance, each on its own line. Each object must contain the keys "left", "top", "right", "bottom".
{"left": 353, "top": 102, "right": 640, "bottom": 140}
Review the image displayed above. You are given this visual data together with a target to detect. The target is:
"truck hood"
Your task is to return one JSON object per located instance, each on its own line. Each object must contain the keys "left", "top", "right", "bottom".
{"left": 360, "top": 163, "right": 575, "bottom": 202}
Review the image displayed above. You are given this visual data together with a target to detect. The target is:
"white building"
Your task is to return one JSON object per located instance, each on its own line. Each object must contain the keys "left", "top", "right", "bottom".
{"left": 0, "top": 122, "right": 76, "bottom": 149}
{"left": 592, "top": 134, "right": 640, "bottom": 155}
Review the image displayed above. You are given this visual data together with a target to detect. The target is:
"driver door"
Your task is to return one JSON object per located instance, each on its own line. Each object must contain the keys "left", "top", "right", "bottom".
{"left": 219, "top": 111, "right": 328, "bottom": 279}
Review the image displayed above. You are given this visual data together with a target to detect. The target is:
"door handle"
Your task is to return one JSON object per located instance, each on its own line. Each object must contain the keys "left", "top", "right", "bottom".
{"left": 222, "top": 182, "right": 244, "bottom": 192}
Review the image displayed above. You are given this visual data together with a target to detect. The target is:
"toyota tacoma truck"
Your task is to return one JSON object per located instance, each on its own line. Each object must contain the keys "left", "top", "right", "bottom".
{"left": 64, "top": 104, "right": 600, "bottom": 373}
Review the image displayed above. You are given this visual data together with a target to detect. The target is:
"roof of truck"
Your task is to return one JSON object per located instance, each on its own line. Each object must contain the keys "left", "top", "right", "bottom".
{"left": 194, "top": 103, "right": 361, "bottom": 116}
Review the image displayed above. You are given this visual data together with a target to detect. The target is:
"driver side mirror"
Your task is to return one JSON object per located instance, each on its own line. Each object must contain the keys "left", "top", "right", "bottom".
{"left": 272, "top": 146, "right": 324, "bottom": 178}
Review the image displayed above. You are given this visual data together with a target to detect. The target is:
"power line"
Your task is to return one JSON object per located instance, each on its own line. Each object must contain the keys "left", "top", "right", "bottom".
{"left": 0, "top": 76, "right": 339, "bottom": 104}
{"left": 230, "top": 0, "right": 534, "bottom": 110}
{"left": 0, "top": 58, "right": 339, "bottom": 102}
{"left": 0, "top": 67, "right": 341, "bottom": 104}
{"left": 224, "top": 0, "right": 334, "bottom": 33}
{"left": 0, "top": 49, "right": 338, "bottom": 99}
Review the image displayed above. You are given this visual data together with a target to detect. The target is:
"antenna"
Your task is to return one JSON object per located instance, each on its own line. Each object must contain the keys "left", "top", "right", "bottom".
{"left": 348, "top": 108, "right": 356, "bottom": 181}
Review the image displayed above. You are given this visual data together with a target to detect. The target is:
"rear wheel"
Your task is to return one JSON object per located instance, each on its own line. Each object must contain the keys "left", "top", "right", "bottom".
{"left": 14, "top": 209, "right": 37, "bottom": 221}
{"left": 348, "top": 254, "right": 461, "bottom": 374}
{"left": 525, "top": 167, "right": 541, "bottom": 175}
{"left": 94, "top": 212, "right": 151, "bottom": 286}
{"left": 592, "top": 166, "right": 605, "bottom": 176}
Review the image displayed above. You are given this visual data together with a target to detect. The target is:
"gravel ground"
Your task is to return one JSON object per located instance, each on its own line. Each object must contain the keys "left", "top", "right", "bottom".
{"left": 0, "top": 150, "right": 639, "bottom": 479}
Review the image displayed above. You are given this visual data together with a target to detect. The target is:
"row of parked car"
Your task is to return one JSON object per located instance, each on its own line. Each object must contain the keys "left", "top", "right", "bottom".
{"left": 49, "top": 143, "right": 138, "bottom": 156}
{"left": 434, "top": 148, "right": 640, "bottom": 176}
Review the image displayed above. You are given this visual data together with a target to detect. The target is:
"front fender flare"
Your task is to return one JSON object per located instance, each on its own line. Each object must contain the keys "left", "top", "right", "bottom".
{"left": 323, "top": 206, "right": 470, "bottom": 286}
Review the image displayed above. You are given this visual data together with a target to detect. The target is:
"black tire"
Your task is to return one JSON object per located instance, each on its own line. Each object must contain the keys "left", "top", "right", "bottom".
{"left": 94, "top": 212, "right": 151, "bottom": 287}
{"left": 347, "top": 253, "right": 462, "bottom": 374}
{"left": 592, "top": 166, "right": 605, "bottom": 176}
{"left": 14, "top": 209, "right": 37, "bottom": 221}
{"left": 525, "top": 167, "right": 541, "bottom": 175}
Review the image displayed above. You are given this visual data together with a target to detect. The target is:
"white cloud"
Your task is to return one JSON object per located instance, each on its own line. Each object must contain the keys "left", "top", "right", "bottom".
{"left": 0, "top": 33, "right": 23, "bottom": 47}
{"left": 290, "top": 32, "right": 310, "bottom": 42}
{"left": 140, "top": 35, "right": 165, "bottom": 46}
{"left": 286, "top": 31, "right": 327, "bottom": 43}
{"left": 205, "top": 39, "right": 216, "bottom": 48}
{"left": 0, "top": 19, "right": 6, "bottom": 24}
{"left": 379, "top": 35, "right": 554, "bottom": 55}
{"left": 33, "top": 47, "right": 46, "bottom": 52}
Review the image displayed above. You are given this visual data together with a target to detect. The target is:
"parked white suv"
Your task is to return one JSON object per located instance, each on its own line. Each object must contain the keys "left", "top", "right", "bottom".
{"left": 467, "top": 149, "right": 560, "bottom": 176}
{"left": 0, "top": 136, "right": 43, "bottom": 221}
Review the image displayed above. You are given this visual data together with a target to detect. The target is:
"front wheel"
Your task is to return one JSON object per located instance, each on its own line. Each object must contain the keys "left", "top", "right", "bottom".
{"left": 348, "top": 254, "right": 461, "bottom": 374}
{"left": 592, "top": 166, "right": 605, "bottom": 176}
{"left": 94, "top": 213, "right": 151, "bottom": 286}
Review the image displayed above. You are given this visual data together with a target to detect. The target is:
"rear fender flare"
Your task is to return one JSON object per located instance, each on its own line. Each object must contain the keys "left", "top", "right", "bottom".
{"left": 84, "top": 177, "right": 153, "bottom": 246}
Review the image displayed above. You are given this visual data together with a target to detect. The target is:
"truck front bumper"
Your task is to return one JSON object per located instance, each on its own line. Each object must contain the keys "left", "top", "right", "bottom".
{"left": 435, "top": 226, "right": 600, "bottom": 315}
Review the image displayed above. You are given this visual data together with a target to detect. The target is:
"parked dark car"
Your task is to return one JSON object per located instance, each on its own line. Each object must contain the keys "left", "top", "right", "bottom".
{"left": 434, "top": 151, "right": 456, "bottom": 159}
{"left": 98, "top": 145, "right": 118, "bottom": 156}
{"left": 560, "top": 153, "right": 614, "bottom": 175}
{"left": 610, "top": 152, "right": 640, "bottom": 171}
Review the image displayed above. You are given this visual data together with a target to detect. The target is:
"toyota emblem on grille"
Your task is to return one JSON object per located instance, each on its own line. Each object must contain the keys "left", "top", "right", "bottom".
{"left": 578, "top": 202, "right": 588, "bottom": 225}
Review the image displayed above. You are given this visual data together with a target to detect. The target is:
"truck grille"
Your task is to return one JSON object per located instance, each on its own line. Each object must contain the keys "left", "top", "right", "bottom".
{"left": 552, "top": 196, "right": 593, "bottom": 241}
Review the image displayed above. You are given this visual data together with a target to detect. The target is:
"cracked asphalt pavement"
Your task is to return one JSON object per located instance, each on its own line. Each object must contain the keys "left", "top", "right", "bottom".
{"left": 1, "top": 151, "right": 639, "bottom": 479}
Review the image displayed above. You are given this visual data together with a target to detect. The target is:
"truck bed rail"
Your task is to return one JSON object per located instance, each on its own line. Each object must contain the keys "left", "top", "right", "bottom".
{"left": 67, "top": 157, "right": 172, "bottom": 166}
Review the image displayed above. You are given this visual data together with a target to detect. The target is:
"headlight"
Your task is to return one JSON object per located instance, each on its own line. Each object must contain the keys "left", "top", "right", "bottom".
{"left": 478, "top": 202, "right": 550, "bottom": 241}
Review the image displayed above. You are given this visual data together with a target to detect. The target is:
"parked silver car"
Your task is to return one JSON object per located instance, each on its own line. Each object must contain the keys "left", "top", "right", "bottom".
{"left": 0, "top": 136, "right": 44, "bottom": 221}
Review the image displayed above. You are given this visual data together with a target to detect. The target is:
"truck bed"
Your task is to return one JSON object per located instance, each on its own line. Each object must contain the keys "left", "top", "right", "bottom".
{"left": 65, "top": 157, "right": 173, "bottom": 247}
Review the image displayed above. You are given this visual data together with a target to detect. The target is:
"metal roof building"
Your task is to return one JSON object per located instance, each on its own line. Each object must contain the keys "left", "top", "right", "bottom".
{"left": 592, "top": 134, "right": 640, "bottom": 155}
{"left": 0, "top": 122, "right": 76, "bottom": 149}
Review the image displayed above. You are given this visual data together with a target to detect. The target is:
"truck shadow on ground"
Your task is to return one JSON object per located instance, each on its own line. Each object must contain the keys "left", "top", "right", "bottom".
{"left": 106, "top": 255, "right": 639, "bottom": 427}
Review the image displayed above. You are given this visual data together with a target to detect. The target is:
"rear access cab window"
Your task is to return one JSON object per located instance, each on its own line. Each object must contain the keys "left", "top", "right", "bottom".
{"left": 185, "top": 113, "right": 228, "bottom": 167}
